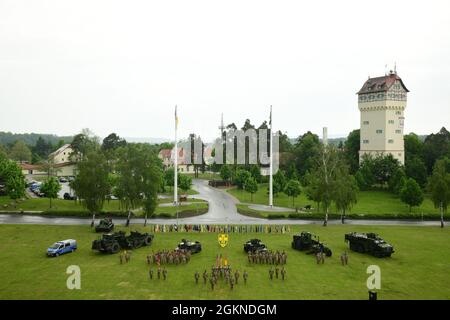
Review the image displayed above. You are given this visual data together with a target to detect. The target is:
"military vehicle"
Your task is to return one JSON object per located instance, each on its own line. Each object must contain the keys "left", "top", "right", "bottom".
{"left": 92, "top": 231, "right": 153, "bottom": 254}
{"left": 95, "top": 218, "right": 114, "bottom": 233}
{"left": 291, "top": 232, "right": 332, "bottom": 257}
{"left": 244, "top": 239, "right": 267, "bottom": 253}
{"left": 345, "top": 232, "right": 394, "bottom": 258}
{"left": 176, "top": 239, "right": 202, "bottom": 253}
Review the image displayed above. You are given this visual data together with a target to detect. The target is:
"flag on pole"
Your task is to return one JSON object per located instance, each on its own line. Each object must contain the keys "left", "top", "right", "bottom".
{"left": 269, "top": 105, "right": 272, "bottom": 126}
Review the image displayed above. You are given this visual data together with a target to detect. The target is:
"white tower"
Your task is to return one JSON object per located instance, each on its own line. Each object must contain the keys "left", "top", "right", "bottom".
{"left": 357, "top": 71, "right": 409, "bottom": 164}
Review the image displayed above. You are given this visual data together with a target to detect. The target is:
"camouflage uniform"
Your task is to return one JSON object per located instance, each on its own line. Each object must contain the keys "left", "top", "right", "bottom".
{"left": 195, "top": 271, "right": 200, "bottom": 284}
{"left": 281, "top": 267, "right": 286, "bottom": 280}
{"left": 269, "top": 268, "right": 274, "bottom": 280}
{"left": 234, "top": 270, "right": 240, "bottom": 284}
{"left": 243, "top": 271, "right": 248, "bottom": 284}
{"left": 162, "top": 268, "right": 167, "bottom": 280}
{"left": 203, "top": 270, "right": 208, "bottom": 284}
{"left": 149, "top": 269, "right": 153, "bottom": 280}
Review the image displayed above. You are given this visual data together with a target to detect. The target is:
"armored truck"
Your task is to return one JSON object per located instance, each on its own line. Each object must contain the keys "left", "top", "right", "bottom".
{"left": 345, "top": 232, "right": 394, "bottom": 258}
{"left": 244, "top": 239, "right": 267, "bottom": 253}
{"left": 176, "top": 239, "right": 202, "bottom": 253}
{"left": 292, "top": 232, "right": 332, "bottom": 257}
{"left": 95, "top": 218, "right": 114, "bottom": 233}
{"left": 92, "top": 231, "right": 153, "bottom": 254}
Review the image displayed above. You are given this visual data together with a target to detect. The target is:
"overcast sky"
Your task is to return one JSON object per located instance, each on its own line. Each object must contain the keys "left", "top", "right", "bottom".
{"left": 1, "top": 0, "right": 449, "bottom": 142}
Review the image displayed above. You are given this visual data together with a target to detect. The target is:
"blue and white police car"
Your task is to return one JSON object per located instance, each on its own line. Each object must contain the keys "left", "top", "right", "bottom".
{"left": 47, "top": 239, "right": 77, "bottom": 257}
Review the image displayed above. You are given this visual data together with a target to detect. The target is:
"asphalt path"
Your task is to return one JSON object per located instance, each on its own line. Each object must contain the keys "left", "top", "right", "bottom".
{"left": 0, "top": 179, "right": 444, "bottom": 226}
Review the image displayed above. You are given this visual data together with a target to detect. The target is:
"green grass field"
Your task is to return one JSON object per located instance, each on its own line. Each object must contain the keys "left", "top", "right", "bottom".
{"left": 0, "top": 196, "right": 208, "bottom": 218}
{"left": 0, "top": 224, "right": 448, "bottom": 300}
{"left": 228, "top": 184, "right": 442, "bottom": 219}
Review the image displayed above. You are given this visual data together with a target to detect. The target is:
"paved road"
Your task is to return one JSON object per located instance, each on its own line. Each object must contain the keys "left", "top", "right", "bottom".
{"left": 0, "top": 179, "right": 444, "bottom": 226}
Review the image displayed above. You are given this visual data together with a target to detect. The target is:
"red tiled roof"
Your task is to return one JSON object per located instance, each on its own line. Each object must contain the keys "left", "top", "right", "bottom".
{"left": 357, "top": 73, "right": 409, "bottom": 94}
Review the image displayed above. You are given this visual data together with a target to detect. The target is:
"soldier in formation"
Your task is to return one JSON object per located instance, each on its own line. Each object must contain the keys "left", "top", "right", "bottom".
{"left": 146, "top": 249, "right": 191, "bottom": 266}
{"left": 248, "top": 250, "right": 287, "bottom": 265}
{"left": 340, "top": 251, "right": 349, "bottom": 266}
{"left": 162, "top": 267, "right": 168, "bottom": 280}
{"left": 203, "top": 270, "right": 208, "bottom": 284}
{"left": 157, "top": 267, "right": 162, "bottom": 279}
{"left": 194, "top": 271, "right": 200, "bottom": 284}
{"left": 148, "top": 269, "right": 154, "bottom": 280}
{"left": 243, "top": 270, "right": 248, "bottom": 284}
{"left": 234, "top": 270, "right": 240, "bottom": 284}
{"left": 316, "top": 252, "right": 325, "bottom": 264}
{"left": 281, "top": 267, "right": 286, "bottom": 280}
{"left": 269, "top": 268, "right": 274, "bottom": 280}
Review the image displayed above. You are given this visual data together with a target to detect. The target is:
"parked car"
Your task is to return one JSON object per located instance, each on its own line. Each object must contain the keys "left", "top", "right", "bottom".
{"left": 59, "top": 177, "right": 68, "bottom": 183}
{"left": 47, "top": 239, "right": 77, "bottom": 257}
{"left": 63, "top": 192, "right": 77, "bottom": 200}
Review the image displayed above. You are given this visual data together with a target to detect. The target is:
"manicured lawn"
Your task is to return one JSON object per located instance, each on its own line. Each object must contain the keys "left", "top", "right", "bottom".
{"left": 0, "top": 224, "right": 448, "bottom": 300}
{"left": 228, "top": 184, "right": 442, "bottom": 218}
{"left": 0, "top": 196, "right": 208, "bottom": 218}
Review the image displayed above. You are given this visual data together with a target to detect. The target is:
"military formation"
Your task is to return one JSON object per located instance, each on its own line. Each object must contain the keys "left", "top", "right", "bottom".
{"left": 146, "top": 249, "right": 192, "bottom": 265}
{"left": 148, "top": 266, "right": 168, "bottom": 280}
{"left": 247, "top": 250, "right": 287, "bottom": 265}
{"left": 194, "top": 264, "right": 248, "bottom": 291}
{"left": 268, "top": 266, "right": 286, "bottom": 280}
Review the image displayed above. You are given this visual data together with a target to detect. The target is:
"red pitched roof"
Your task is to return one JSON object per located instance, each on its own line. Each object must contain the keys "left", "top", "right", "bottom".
{"left": 357, "top": 73, "right": 409, "bottom": 95}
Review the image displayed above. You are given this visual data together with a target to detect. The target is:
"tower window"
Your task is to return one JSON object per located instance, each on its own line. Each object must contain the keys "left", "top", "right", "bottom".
{"left": 388, "top": 120, "right": 394, "bottom": 124}
{"left": 363, "top": 121, "right": 369, "bottom": 125}
{"left": 395, "top": 130, "right": 402, "bottom": 134}
{"left": 388, "top": 139, "right": 394, "bottom": 144}
{"left": 376, "top": 129, "right": 383, "bottom": 134}
{"left": 363, "top": 140, "right": 369, "bottom": 144}
{"left": 395, "top": 111, "right": 401, "bottom": 115}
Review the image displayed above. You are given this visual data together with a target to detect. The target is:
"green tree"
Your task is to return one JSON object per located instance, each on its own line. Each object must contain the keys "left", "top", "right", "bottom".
{"left": 233, "top": 169, "right": 251, "bottom": 190}
{"left": 428, "top": 157, "right": 450, "bottom": 228}
{"left": 388, "top": 167, "right": 407, "bottom": 195}
{"left": 304, "top": 170, "right": 322, "bottom": 212}
{"left": 220, "top": 164, "right": 232, "bottom": 183}
{"left": 244, "top": 176, "right": 258, "bottom": 202}
{"left": 404, "top": 133, "right": 424, "bottom": 162}
{"left": 294, "top": 132, "right": 321, "bottom": 178}
{"left": 115, "top": 145, "right": 143, "bottom": 225}
{"left": 272, "top": 170, "right": 287, "bottom": 197}
{"left": 405, "top": 157, "right": 428, "bottom": 188}
{"left": 164, "top": 167, "right": 175, "bottom": 191}
{"left": 40, "top": 177, "right": 61, "bottom": 208}
{"left": 141, "top": 147, "right": 162, "bottom": 226}
{"left": 179, "top": 174, "right": 192, "bottom": 193}
{"left": 102, "top": 133, "right": 126, "bottom": 151}
{"left": 355, "top": 155, "right": 376, "bottom": 190}
{"left": 248, "top": 164, "right": 262, "bottom": 183}
{"left": 422, "top": 127, "right": 450, "bottom": 174}
{"left": 71, "top": 151, "right": 110, "bottom": 226}
{"left": 344, "top": 129, "right": 360, "bottom": 174}
{"left": 0, "top": 144, "right": 7, "bottom": 158}
{"left": 333, "top": 165, "right": 358, "bottom": 223}
{"left": 284, "top": 179, "right": 301, "bottom": 207}
{"left": 400, "top": 178, "right": 424, "bottom": 212}
{"left": 9, "top": 140, "right": 32, "bottom": 163}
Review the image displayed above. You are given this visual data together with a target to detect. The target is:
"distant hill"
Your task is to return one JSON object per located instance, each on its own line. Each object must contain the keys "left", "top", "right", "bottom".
{"left": 0, "top": 132, "right": 73, "bottom": 147}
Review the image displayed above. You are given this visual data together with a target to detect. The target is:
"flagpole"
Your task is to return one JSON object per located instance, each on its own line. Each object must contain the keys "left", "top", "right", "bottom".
{"left": 269, "top": 105, "right": 273, "bottom": 208}
{"left": 174, "top": 105, "right": 178, "bottom": 209}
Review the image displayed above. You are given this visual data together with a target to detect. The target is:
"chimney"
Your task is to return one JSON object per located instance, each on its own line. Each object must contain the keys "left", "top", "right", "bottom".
{"left": 323, "top": 127, "right": 328, "bottom": 146}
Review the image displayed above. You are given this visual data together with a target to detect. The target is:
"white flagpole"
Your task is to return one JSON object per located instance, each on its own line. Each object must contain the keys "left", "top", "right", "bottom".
{"left": 269, "top": 105, "right": 273, "bottom": 208}
{"left": 174, "top": 105, "right": 178, "bottom": 207}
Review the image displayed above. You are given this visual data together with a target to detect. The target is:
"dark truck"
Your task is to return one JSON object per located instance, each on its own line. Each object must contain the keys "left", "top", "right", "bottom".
{"left": 345, "top": 232, "right": 394, "bottom": 258}
{"left": 95, "top": 218, "right": 114, "bottom": 233}
{"left": 244, "top": 239, "right": 267, "bottom": 253}
{"left": 92, "top": 231, "right": 153, "bottom": 254}
{"left": 292, "top": 231, "right": 332, "bottom": 257}
{"left": 176, "top": 239, "right": 202, "bottom": 253}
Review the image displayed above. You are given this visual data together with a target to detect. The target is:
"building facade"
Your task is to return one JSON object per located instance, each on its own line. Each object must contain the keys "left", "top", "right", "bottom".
{"left": 357, "top": 71, "right": 409, "bottom": 164}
